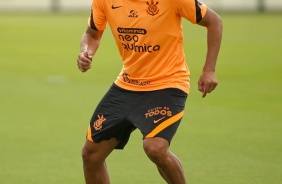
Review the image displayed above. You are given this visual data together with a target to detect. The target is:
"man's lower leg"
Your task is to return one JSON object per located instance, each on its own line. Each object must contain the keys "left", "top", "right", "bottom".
{"left": 83, "top": 160, "right": 110, "bottom": 184}
{"left": 156, "top": 151, "right": 187, "bottom": 184}
{"left": 143, "top": 137, "right": 187, "bottom": 184}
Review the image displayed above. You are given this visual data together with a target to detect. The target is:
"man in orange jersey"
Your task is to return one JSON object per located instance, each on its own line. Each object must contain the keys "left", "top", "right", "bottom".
{"left": 77, "top": 0, "right": 222, "bottom": 183}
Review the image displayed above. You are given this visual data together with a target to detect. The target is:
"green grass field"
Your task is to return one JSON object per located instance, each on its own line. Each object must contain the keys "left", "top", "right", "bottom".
{"left": 0, "top": 13, "right": 281, "bottom": 184}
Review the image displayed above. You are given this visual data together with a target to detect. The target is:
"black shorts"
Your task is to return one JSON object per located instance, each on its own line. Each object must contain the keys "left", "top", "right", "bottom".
{"left": 86, "top": 84, "right": 188, "bottom": 149}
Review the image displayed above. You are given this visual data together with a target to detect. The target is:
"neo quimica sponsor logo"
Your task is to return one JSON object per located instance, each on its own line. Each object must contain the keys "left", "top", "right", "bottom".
{"left": 117, "top": 27, "right": 160, "bottom": 53}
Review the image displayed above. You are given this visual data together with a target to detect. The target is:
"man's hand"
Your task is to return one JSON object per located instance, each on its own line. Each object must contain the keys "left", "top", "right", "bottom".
{"left": 77, "top": 52, "right": 93, "bottom": 72}
{"left": 198, "top": 71, "right": 218, "bottom": 98}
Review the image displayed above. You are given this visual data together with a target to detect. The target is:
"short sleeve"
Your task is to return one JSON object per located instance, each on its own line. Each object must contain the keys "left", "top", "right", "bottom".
{"left": 173, "top": 0, "right": 207, "bottom": 24}
{"left": 88, "top": 0, "right": 107, "bottom": 31}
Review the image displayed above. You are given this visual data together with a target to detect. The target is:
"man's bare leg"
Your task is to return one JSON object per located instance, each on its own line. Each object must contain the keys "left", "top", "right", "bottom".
{"left": 81, "top": 138, "right": 119, "bottom": 184}
{"left": 143, "top": 137, "right": 187, "bottom": 184}
{"left": 157, "top": 166, "right": 170, "bottom": 183}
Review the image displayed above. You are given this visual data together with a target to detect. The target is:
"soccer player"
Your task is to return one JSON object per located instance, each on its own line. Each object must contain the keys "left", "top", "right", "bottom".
{"left": 77, "top": 0, "right": 222, "bottom": 183}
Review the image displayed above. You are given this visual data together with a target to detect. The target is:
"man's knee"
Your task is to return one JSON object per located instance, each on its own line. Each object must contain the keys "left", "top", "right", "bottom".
{"left": 143, "top": 137, "right": 170, "bottom": 166}
{"left": 81, "top": 142, "right": 105, "bottom": 167}
{"left": 82, "top": 138, "right": 119, "bottom": 165}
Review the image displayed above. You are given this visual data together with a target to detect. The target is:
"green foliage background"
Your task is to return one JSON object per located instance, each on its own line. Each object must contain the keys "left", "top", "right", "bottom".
{"left": 0, "top": 13, "right": 281, "bottom": 184}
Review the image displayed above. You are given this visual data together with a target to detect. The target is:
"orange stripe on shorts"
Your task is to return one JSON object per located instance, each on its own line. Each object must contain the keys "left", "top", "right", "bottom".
{"left": 87, "top": 125, "right": 94, "bottom": 142}
{"left": 145, "top": 110, "right": 184, "bottom": 139}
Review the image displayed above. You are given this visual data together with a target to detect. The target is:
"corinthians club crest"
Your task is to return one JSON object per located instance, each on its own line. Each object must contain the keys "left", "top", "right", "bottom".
{"left": 94, "top": 115, "right": 106, "bottom": 131}
{"left": 146, "top": 0, "right": 159, "bottom": 16}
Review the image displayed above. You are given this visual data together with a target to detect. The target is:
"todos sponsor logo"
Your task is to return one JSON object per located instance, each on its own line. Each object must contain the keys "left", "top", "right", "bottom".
{"left": 145, "top": 106, "right": 172, "bottom": 119}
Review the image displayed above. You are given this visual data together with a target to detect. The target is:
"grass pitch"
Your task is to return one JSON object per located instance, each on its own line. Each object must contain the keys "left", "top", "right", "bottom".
{"left": 0, "top": 13, "right": 281, "bottom": 184}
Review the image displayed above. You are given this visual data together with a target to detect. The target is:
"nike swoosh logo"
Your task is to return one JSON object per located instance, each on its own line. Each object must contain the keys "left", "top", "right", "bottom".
{"left": 112, "top": 5, "right": 123, "bottom": 9}
{"left": 154, "top": 116, "right": 165, "bottom": 124}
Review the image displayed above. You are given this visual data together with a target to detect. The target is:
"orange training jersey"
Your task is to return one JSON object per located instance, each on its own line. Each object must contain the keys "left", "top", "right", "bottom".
{"left": 88, "top": 0, "right": 207, "bottom": 94}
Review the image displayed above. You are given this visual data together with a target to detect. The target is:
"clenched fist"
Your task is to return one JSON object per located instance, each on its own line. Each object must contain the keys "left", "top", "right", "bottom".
{"left": 77, "top": 52, "right": 93, "bottom": 72}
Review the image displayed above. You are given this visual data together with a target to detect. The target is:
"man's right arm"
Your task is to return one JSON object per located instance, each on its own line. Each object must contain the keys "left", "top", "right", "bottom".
{"left": 77, "top": 26, "right": 104, "bottom": 72}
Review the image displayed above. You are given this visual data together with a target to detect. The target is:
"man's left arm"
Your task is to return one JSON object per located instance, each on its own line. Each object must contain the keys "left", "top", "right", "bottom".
{"left": 197, "top": 8, "right": 223, "bottom": 98}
